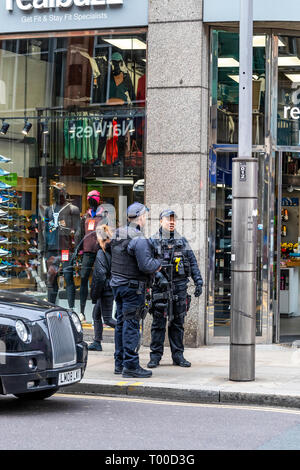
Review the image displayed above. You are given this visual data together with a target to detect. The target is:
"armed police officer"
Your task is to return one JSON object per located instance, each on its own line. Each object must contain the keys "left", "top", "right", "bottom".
{"left": 110, "top": 202, "right": 161, "bottom": 378}
{"left": 147, "top": 209, "right": 203, "bottom": 368}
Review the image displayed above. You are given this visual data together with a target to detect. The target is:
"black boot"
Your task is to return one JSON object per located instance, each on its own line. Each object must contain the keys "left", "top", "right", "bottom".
{"left": 147, "top": 359, "right": 160, "bottom": 368}
{"left": 173, "top": 357, "right": 191, "bottom": 367}
{"left": 88, "top": 341, "right": 102, "bottom": 352}
{"left": 122, "top": 366, "right": 153, "bottom": 378}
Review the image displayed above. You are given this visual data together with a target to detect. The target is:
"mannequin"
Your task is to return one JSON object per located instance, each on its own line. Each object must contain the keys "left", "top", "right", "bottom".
{"left": 107, "top": 52, "right": 135, "bottom": 106}
{"left": 44, "top": 182, "right": 81, "bottom": 308}
{"left": 97, "top": 52, "right": 136, "bottom": 171}
{"left": 79, "top": 190, "right": 104, "bottom": 322}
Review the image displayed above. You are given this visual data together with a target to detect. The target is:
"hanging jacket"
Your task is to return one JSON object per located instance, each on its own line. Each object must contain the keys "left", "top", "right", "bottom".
{"left": 90, "top": 245, "right": 112, "bottom": 303}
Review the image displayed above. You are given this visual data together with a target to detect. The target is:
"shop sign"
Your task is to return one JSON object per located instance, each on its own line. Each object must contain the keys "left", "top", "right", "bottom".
{"left": 0, "top": 0, "right": 148, "bottom": 33}
{"left": 69, "top": 119, "right": 134, "bottom": 139}
{"left": 283, "top": 88, "right": 300, "bottom": 120}
{"left": 5, "top": 1, "right": 123, "bottom": 11}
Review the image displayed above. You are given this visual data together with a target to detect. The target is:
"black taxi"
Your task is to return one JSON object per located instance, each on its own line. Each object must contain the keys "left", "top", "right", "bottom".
{"left": 0, "top": 291, "right": 88, "bottom": 400}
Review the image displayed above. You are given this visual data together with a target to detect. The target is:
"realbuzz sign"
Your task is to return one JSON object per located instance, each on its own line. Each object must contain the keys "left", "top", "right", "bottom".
{"left": 5, "top": 0, "right": 123, "bottom": 11}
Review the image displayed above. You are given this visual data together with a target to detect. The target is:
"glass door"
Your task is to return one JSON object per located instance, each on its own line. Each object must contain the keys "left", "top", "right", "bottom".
{"left": 207, "top": 147, "right": 273, "bottom": 343}
{"left": 274, "top": 151, "right": 300, "bottom": 342}
{"left": 273, "top": 33, "right": 300, "bottom": 341}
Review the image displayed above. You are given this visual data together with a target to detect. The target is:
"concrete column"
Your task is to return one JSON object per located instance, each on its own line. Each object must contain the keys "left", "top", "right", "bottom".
{"left": 144, "top": 0, "right": 209, "bottom": 347}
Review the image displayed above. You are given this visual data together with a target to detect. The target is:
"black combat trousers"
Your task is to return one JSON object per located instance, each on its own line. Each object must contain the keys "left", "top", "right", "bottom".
{"left": 149, "top": 282, "right": 188, "bottom": 363}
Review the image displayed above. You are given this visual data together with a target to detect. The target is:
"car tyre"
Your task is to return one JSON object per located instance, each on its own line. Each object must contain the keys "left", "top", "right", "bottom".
{"left": 13, "top": 388, "right": 59, "bottom": 400}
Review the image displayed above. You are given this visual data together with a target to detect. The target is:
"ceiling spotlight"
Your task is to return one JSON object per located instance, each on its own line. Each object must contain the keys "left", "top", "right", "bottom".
{"left": 22, "top": 120, "right": 32, "bottom": 136}
{"left": 0, "top": 121, "right": 9, "bottom": 136}
{"left": 41, "top": 120, "right": 49, "bottom": 134}
{"left": 218, "top": 57, "right": 240, "bottom": 68}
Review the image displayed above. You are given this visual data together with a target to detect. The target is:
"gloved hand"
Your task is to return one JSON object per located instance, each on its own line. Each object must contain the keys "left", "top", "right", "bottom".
{"left": 194, "top": 284, "right": 202, "bottom": 297}
{"left": 155, "top": 271, "right": 169, "bottom": 291}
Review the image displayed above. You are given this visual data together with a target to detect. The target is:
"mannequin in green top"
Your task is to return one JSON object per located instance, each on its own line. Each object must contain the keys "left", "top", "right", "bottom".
{"left": 107, "top": 52, "right": 135, "bottom": 105}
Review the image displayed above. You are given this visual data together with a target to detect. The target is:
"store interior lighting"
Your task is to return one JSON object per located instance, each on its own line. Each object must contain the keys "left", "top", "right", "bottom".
{"left": 228, "top": 74, "right": 259, "bottom": 83}
{"left": 95, "top": 177, "right": 134, "bottom": 185}
{"left": 284, "top": 73, "right": 300, "bottom": 82}
{"left": 42, "top": 120, "right": 49, "bottom": 134}
{"left": 278, "top": 56, "right": 300, "bottom": 67}
{"left": 253, "top": 36, "right": 286, "bottom": 47}
{"left": 103, "top": 38, "right": 146, "bottom": 50}
{"left": 22, "top": 120, "right": 32, "bottom": 136}
{"left": 218, "top": 58, "right": 240, "bottom": 68}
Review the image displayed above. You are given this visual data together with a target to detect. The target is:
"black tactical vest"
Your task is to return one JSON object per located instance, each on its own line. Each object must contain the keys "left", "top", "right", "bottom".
{"left": 111, "top": 227, "right": 148, "bottom": 282}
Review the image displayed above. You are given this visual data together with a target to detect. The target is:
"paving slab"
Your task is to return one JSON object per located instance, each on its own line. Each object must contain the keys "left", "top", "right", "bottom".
{"left": 60, "top": 341, "right": 300, "bottom": 408}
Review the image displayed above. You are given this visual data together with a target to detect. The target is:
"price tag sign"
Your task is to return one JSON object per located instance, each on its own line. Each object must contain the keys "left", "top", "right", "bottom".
{"left": 88, "top": 219, "right": 96, "bottom": 231}
{"left": 61, "top": 250, "right": 69, "bottom": 262}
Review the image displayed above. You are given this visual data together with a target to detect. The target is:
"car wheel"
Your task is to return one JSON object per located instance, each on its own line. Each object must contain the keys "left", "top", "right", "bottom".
{"left": 13, "top": 388, "right": 59, "bottom": 400}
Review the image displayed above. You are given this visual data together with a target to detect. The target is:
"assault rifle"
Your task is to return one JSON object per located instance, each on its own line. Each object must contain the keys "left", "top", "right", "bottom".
{"left": 150, "top": 246, "right": 178, "bottom": 324}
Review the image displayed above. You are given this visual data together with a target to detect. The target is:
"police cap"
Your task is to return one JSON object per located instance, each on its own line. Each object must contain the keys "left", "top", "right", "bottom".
{"left": 127, "top": 202, "right": 149, "bottom": 218}
{"left": 159, "top": 209, "right": 177, "bottom": 220}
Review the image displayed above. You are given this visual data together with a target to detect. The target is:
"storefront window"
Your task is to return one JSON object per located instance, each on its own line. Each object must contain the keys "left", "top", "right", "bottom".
{"left": 0, "top": 30, "right": 146, "bottom": 320}
{"left": 278, "top": 35, "right": 300, "bottom": 146}
{"left": 209, "top": 150, "right": 264, "bottom": 337}
{"left": 212, "top": 31, "right": 266, "bottom": 145}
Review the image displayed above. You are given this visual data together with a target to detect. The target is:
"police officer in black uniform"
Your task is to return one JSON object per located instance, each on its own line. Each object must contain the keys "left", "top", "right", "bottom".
{"left": 110, "top": 202, "right": 161, "bottom": 378}
{"left": 147, "top": 209, "right": 203, "bottom": 368}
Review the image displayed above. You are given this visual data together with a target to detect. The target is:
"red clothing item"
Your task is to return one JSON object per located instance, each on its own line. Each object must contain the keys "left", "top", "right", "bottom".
{"left": 82, "top": 212, "right": 102, "bottom": 253}
{"left": 137, "top": 74, "right": 146, "bottom": 138}
{"left": 137, "top": 74, "right": 146, "bottom": 107}
{"left": 106, "top": 119, "right": 118, "bottom": 165}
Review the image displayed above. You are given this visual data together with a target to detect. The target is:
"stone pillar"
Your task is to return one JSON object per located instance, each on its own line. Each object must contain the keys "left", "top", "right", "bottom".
{"left": 144, "top": 0, "right": 209, "bottom": 347}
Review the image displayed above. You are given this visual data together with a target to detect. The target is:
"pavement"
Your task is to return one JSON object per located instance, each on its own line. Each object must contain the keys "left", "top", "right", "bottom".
{"left": 60, "top": 325, "right": 300, "bottom": 409}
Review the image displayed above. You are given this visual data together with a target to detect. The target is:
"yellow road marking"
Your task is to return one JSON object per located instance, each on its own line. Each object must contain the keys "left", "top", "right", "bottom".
{"left": 57, "top": 393, "right": 300, "bottom": 415}
{"left": 116, "top": 381, "right": 144, "bottom": 387}
{"left": 82, "top": 325, "right": 113, "bottom": 331}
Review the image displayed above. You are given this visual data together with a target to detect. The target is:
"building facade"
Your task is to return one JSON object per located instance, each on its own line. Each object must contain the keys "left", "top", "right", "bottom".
{"left": 1, "top": 0, "right": 300, "bottom": 347}
{"left": 147, "top": 0, "right": 300, "bottom": 346}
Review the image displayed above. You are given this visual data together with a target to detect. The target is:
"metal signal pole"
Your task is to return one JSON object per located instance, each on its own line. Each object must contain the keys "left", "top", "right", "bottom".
{"left": 229, "top": 0, "right": 258, "bottom": 381}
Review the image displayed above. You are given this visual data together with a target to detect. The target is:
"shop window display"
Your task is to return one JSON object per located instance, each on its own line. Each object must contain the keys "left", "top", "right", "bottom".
{"left": 0, "top": 30, "right": 146, "bottom": 321}
{"left": 209, "top": 151, "right": 263, "bottom": 337}
{"left": 212, "top": 31, "right": 265, "bottom": 145}
{"left": 278, "top": 36, "right": 300, "bottom": 146}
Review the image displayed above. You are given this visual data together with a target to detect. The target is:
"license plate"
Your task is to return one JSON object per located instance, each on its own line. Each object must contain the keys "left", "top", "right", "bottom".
{"left": 58, "top": 369, "right": 81, "bottom": 386}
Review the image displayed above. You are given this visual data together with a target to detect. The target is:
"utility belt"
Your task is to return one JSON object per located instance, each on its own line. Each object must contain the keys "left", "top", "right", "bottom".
{"left": 127, "top": 279, "right": 147, "bottom": 293}
{"left": 151, "top": 291, "right": 192, "bottom": 317}
{"left": 152, "top": 291, "right": 178, "bottom": 304}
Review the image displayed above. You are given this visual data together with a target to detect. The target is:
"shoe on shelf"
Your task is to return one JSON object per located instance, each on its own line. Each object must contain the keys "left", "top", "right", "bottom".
{"left": 173, "top": 357, "right": 191, "bottom": 368}
{"left": 78, "top": 313, "right": 86, "bottom": 323}
{"left": 147, "top": 359, "right": 160, "bottom": 369}
{"left": 0, "top": 183, "right": 11, "bottom": 190}
{"left": 122, "top": 366, "right": 152, "bottom": 378}
{"left": 114, "top": 365, "right": 123, "bottom": 375}
{"left": 88, "top": 341, "right": 102, "bottom": 352}
{"left": 0, "top": 155, "right": 11, "bottom": 163}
